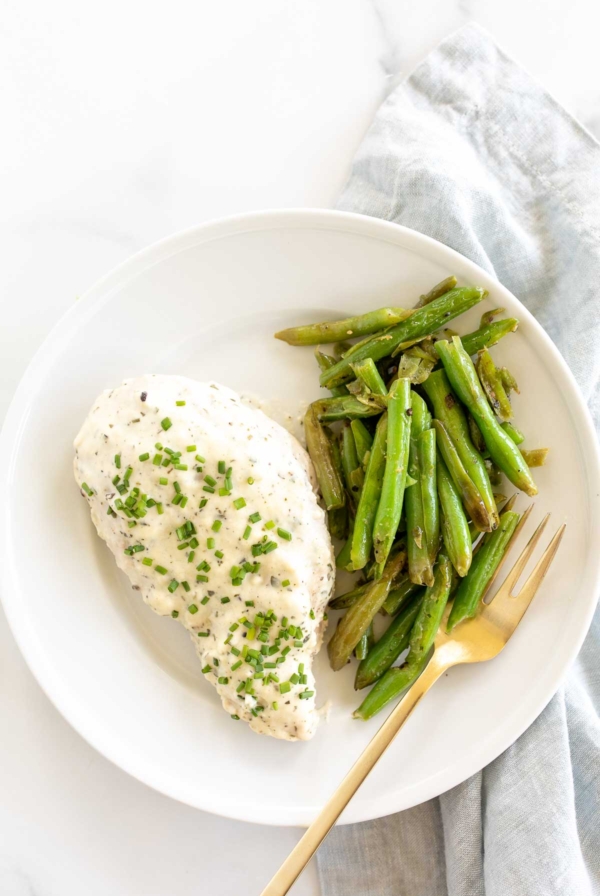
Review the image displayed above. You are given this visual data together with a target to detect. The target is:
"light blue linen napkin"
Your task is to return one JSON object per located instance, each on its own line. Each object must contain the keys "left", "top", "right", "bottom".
{"left": 318, "top": 23, "right": 600, "bottom": 896}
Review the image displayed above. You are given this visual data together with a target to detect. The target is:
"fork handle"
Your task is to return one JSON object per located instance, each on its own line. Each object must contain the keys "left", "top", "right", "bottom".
{"left": 259, "top": 657, "right": 448, "bottom": 896}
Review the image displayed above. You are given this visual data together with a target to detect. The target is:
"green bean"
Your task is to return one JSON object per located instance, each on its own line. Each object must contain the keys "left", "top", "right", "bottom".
{"left": 423, "top": 370, "right": 498, "bottom": 530}
{"left": 467, "top": 413, "right": 487, "bottom": 455}
{"left": 304, "top": 406, "right": 345, "bottom": 510}
{"left": 328, "top": 551, "right": 405, "bottom": 671}
{"left": 499, "top": 366, "right": 519, "bottom": 395}
{"left": 354, "top": 556, "right": 452, "bottom": 719}
{"left": 275, "top": 307, "right": 412, "bottom": 346}
{"left": 312, "top": 395, "right": 383, "bottom": 422}
{"left": 501, "top": 421, "right": 525, "bottom": 445}
{"left": 480, "top": 307, "right": 505, "bottom": 328}
{"left": 340, "top": 424, "right": 362, "bottom": 507}
{"left": 350, "top": 413, "right": 388, "bottom": 570}
{"left": 436, "top": 337, "right": 537, "bottom": 496}
{"left": 320, "top": 287, "right": 486, "bottom": 388}
{"left": 329, "top": 581, "right": 369, "bottom": 610}
{"left": 355, "top": 595, "right": 423, "bottom": 689}
{"left": 314, "top": 350, "right": 349, "bottom": 398}
{"left": 355, "top": 621, "right": 375, "bottom": 661}
{"left": 336, "top": 530, "right": 354, "bottom": 570}
{"left": 328, "top": 506, "right": 348, "bottom": 540}
{"left": 521, "top": 448, "right": 550, "bottom": 467}
{"left": 477, "top": 348, "right": 512, "bottom": 422}
{"left": 437, "top": 452, "right": 472, "bottom": 577}
{"left": 351, "top": 358, "right": 388, "bottom": 396}
{"left": 405, "top": 392, "right": 434, "bottom": 587}
{"left": 351, "top": 419, "right": 373, "bottom": 466}
{"left": 460, "top": 318, "right": 519, "bottom": 356}
{"left": 418, "top": 428, "right": 439, "bottom": 563}
{"left": 415, "top": 275, "right": 458, "bottom": 308}
{"left": 380, "top": 575, "right": 423, "bottom": 616}
{"left": 447, "top": 509, "right": 521, "bottom": 631}
{"left": 372, "top": 379, "right": 412, "bottom": 575}
{"left": 433, "top": 419, "right": 490, "bottom": 532}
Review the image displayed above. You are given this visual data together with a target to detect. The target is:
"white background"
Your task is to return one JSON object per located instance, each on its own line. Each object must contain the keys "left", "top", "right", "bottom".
{"left": 1, "top": 2, "right": 599, "bottom": 893}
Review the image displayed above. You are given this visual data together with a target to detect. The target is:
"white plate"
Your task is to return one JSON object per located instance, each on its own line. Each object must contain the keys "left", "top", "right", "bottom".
{"left": 1, "top": 210, "right": 599, "bottom": 827}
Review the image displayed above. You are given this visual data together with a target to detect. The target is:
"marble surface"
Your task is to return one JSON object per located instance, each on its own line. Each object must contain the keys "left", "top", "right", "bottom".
{"left": 0, "top": 2, "right": 598, "bottom": 893}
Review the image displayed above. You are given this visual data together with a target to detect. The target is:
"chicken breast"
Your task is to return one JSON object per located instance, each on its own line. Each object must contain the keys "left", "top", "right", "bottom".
{"left": 73, "top": 375, "right": 334, "bottom": 740}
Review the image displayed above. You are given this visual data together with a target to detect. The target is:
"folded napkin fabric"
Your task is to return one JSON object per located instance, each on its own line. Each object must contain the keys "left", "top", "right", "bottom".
{"left": 318, "top": 23, "right": 600, "bottom": 896}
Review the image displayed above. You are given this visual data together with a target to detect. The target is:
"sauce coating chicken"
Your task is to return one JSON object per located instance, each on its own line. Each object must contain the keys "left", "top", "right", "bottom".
{"left": 74, "top": 375, "right": 334, "bottom": 740}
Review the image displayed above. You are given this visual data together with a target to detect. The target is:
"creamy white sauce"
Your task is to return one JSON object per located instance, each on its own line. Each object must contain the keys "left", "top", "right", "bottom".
{"left": 73, "top": 375, "right": 335, "bottom": 740}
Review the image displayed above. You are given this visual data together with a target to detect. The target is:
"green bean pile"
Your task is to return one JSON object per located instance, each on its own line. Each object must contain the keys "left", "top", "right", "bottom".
{"left": 275, "top": 277, "right": 548, "bottom": 720}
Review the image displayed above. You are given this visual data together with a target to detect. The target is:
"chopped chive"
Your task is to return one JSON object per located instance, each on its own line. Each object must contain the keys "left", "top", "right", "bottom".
{"left": 176, "top": 400, "right": 186, "bottom": 406}
{"left": 218, "top": 676, "right": 229, "bottom": 685}
{"left": 171, "top": 610, "right": 179, "bottom": 618}
{"left": 277, "top": 528, "right": 292, "bottom": 541}
{"left": 215, "top": 550, "right": 224, "bottom": 559}
{"left": 199, "top": 498, "right": 208, "bottom": 508}
{"left": 188, "top": 551, "right": 195, "bottom": 563}
{"left": 202, "top": 664, "right": 211, "bottom": 674}
{"left": 172, "top": 493, "right": 183, "bottom": 506}
{"left": 282, "top": 579, "right": 290, "bottom": 587}
{"left": 289, "top": 673, "right": 300, "bottom": 685}
{"left": 212, "top": 520, "right": 222, "bottom": 532}
{"left": 168, "top": 580, "right": 179, "bottom": 593}
{"left": 158, "top": 477, "right": 168, "bottom": 486}
{"left": 196, "top": 454, "right": 206, "bottom": 463}
{"left": 207, "top": 537, "right": 215, "bottom": 549}
{"left": 155, "top": 442, "right": 163, "bottom": 450}
{"left": 180, "top": 496, "right": 188, "bottom": 508}
{"left": 279, "top": 682, "right": 291, "bottom": 694}
{"left": 114, "top": 454, "right": 121, "bottom": 469}
{"left": 272, "top": 701, "right": 278, "bottom": 710}
{"left": 218, "top": 461, "right": 226, "bottom": 474}
{"left": 203, "top": 486, "right": 215, "bottom": 494}
{"left": 201, "top": 596, "right": 209, "bottom": 605}
{"left": 127, "top": 520, "right": 137, "bottom": 528}
{"left": 225, "top": 477, "right": 233, "bottom": 491}
{"left": 188, "top": 603, "right": 198, "bottom": 614}
{"left": 123, "top": 466, "right": 133, "bottom": 482}
{"left": 139, "top": 452, "right": 150, "bottom": 462}
{"left": 229, "top": 622, "right": 239, "bottom": 632}
{"left": 221, "top": 597, "right": 230, "bottom": 604}
{"left": 233, "top": 497, "right": 246, "bottom": 510}
{"left": 263, "top": 541, "right": 278, "bottom": 554}
{"left": 161, "top": 417, "right": 172, "bottom": 430}
{"left": 156, "top": 502, "right": 164, "bottom": 515}
{"left": 112, "top": 474, "right": 121, "bottom": 486}
{"left": 231, "top": 577, "right": 243, "bottom": 586}
{"left": 161, "top": 457, "right": 171, "bottom": 467}
{"left": 247, "top": 477, "right": 255, "bottom": 485}
{"left": 300, "top": 690, "right": 315, "bottom": 700}
{"left": 249, "top": 512, "right": 261, "bottom": 524}
{"left": 174, "top": 463, "right": 188, "bottom": 471}
{"left": 81, "top": 482, "right": 94, "bottom": 496}
{"left": 197, "top": 631, "right": 209, "bottom": 637}
{"left": 245, "top": 600, "right": 255, "bottom": 607}
{"left": 242, "top": 525, "right": 252, "bottom": 540}
{"left": 181, "top": 581, "right": 191, "bottom": 593}
{"left": 173, "top": 482, "right": 181, "bottom": 494}
{"left": 204, "top": 475, "right": 217, "bottom": 487}
{"left": 155, "top": 565, "right": 168, "bottom": 575}
{"left": 196, "top": 575, "right": 209, "bottom": 583}
{"left": 186, "top": 444, "right": 196, "bottom": 452}
{"left": 231, "top": 660, "right": 242, "bottom": 671}
{"left": 218, "top": 488, "right": 231, "bottom": 497}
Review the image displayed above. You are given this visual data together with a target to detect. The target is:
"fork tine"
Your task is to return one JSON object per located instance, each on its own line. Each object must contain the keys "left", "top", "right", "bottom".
{"left": 482, "top": 504, "right": 535, "bottom": 603}
{"left": 495, "top": 510, "right": 549, "bottom": 599}
{"left": 512, "top": 524, "right": 566, "bottom": 604}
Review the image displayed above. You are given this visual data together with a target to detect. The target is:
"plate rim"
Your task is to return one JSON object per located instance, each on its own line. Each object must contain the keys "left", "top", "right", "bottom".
{"left": 1, "top": 207, "right": 599, "bottom": 826}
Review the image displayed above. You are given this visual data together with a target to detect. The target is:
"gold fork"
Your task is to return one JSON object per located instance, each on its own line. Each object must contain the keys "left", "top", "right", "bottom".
{"left": 260, "top": 509, "right": 565, "bottom": 896}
